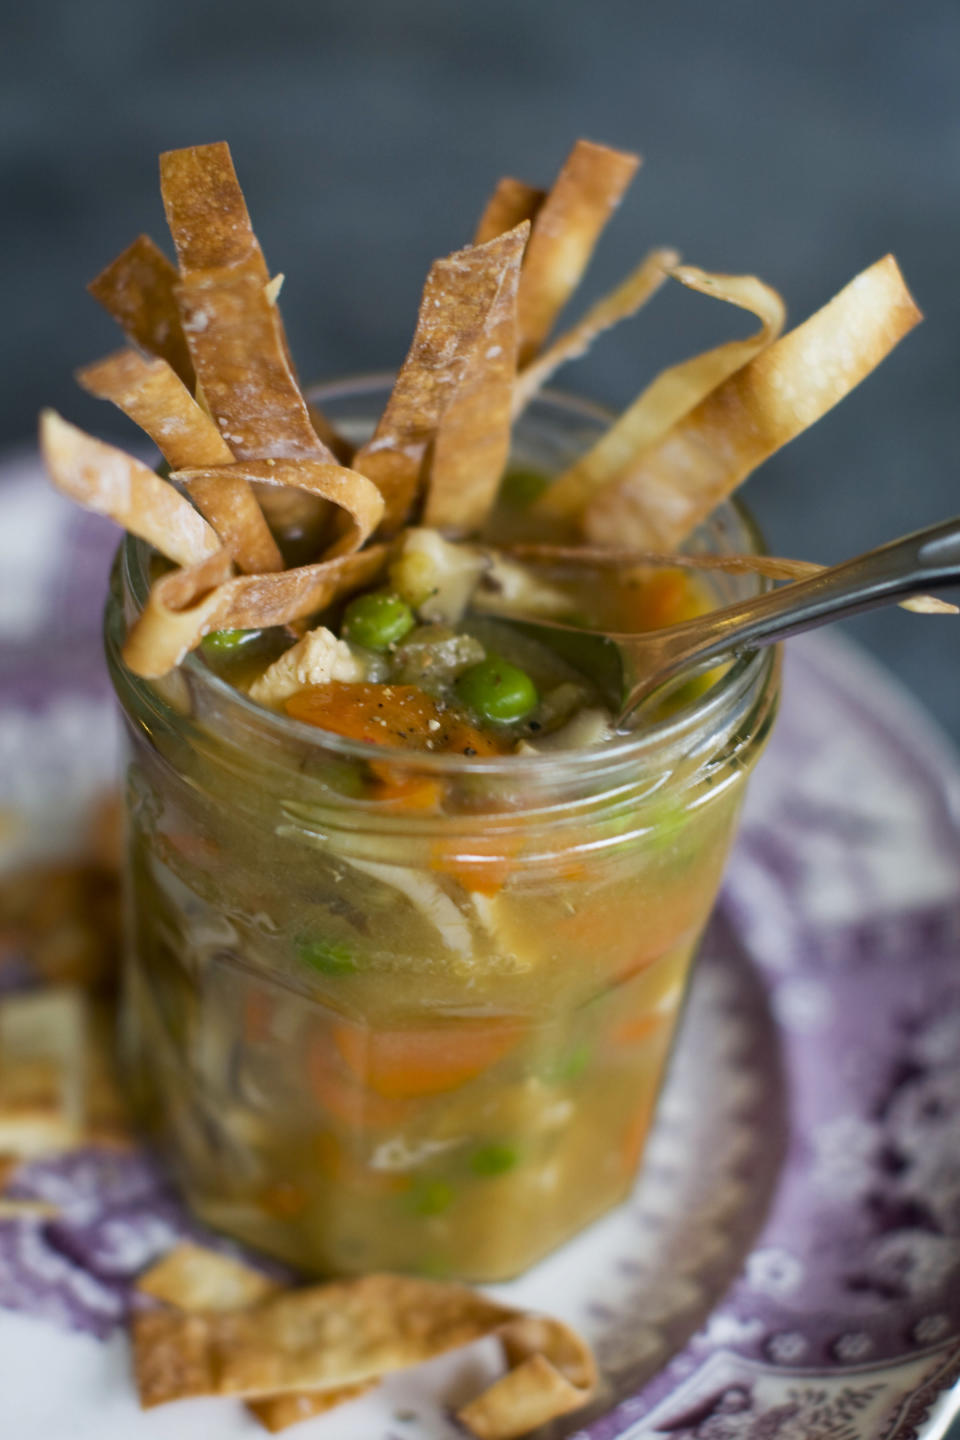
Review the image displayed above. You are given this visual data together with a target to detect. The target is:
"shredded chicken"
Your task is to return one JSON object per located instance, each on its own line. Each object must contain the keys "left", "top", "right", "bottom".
{"left": 391, "top": 527, "right": 488, "bottom": 624}
{"left": 248, "top": 627, "right": 364, "bottom": 707}
{"left": 472, "top": 552, "right": 570, "bottom": 618}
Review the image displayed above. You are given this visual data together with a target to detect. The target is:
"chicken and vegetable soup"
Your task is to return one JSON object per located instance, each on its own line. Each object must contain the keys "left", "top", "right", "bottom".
{"left": 46, "top": 134, "right": 922, "bottom": 1279}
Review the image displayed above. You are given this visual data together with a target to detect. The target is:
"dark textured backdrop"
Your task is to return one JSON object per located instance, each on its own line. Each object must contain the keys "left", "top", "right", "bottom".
{"left": 2, "top": 0, "right": 959, "bottom": 742}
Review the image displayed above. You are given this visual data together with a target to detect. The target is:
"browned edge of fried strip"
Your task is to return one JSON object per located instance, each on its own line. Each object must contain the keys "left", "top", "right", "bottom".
{"left": 474, "top": 177, "right": 546, "bottom": 245}
{"left": 87, "top": 234, "right": 195, "bottom": 386}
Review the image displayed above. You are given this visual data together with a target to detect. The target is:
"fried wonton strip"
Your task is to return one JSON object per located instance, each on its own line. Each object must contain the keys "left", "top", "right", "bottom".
{"left": 122, "top": 546, "right": 388, "bottom": 677}
{"left": 458, "top": 1315, "right": 597, "bottom": 1440}
{"left": 474, "top": 177, "right": 546, "bottom": 245}
{"left": 582, "top": 254, "right": 922, "bottom": 550}
{"left": 137, "top": 1243, "right": 281, "bottom": 1311}
{"left": 131, "top": 1270, "right": 596, "bottom": 1438}
{"left": 512, "top": 247, "right": 679, "bottom": 417}
{"left": 423, "top": 225, "right": 526, "bottom": 532}
{"left": 541, "top": 265, "right": 787, "bottom": 521}
{"left": 87, "top": 234, "right": 194, "bottom": 387}
{"left": 516, "top": 140, "right": 640, "bottom": 364}
{"left": 353, "top": 227, "right": 530, "bottom": 533}
{"left": 76, "top": 350, "right": 283, "bottom": 574}
{"left": 136, "top": 1243, "right": 360, "bottom": 1431}
{"left": 0, "top": 990, "right": 88, "bottom": 1156}
{"left": 247, "top": 1383, "right": 377, "bottom": 1433}
{"left": 160, "top": 143, "right": 338, "bottom": 468}
{"left": 176, "top": 460, "right": 385, "bottom": 559}
{"left": 502, "top": 542, "right": 957, "bottom": 614}
{"left": 40, "top": 411, "right": 219, "bottom": 568}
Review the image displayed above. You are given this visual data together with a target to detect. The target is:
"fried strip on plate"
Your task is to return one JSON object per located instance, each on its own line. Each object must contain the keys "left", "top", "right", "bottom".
{"left": 131, "top": 1268, "right": 596, "bottom": 1437}
{"left": 122, "top": 545, "right": 388, "bottom": 678}
{"left": 353, "top": 226, "right": 530, "bottom": 533}
{"left": 541, "top": 264, "right": 787, "bottom": 521}
{"left": 40, "top": 411, "right": 220, "bottom": 568}
{"left": 513, "top": 247, "right": 679, "bottom": 418}
{"left": 135, "top": 1244, "right": 373, "bottom": 1432}
{"left": 516, "top": 139, "right": 640, "bottom": 364}
{"left": 76, "top": 349, "right": 283, "bottom": 574}
{"left": 423, "top": 224, "right": 526, "bottom": 533}
{"left": 87, "top": 234, "right": 195, "bottom": 387}
{"left": 581, "top": 254, "right": 922, "bottom": 551}
{"left": 176, "top": 459, "right": 385, "bottom": 558}
{"left": 473, "top": 176, "right": 546, "bottom": 245}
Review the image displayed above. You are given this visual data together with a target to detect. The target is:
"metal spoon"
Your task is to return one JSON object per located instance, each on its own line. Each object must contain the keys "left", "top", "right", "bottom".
{"left": 502, "top": 515, "right": 960, "bottom": 731}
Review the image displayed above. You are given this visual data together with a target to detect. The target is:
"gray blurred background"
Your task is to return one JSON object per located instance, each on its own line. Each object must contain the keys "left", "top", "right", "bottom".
{"left": 2, "top": 0, "right": 960, "bottom": 743}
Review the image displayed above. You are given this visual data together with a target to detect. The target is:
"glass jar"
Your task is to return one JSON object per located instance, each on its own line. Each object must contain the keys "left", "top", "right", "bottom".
{"left": 105, "top": 377, "right": 780, "bottom": 1282}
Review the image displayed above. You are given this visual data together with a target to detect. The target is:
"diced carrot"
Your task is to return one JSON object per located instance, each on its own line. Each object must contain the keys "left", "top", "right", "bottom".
{"left": 333, "top": 1018, "right": 523, "bottom": 1099}
{"left": 307, "top": 1044, "right": 414, "bottom": 1129}
{"left": 257, "top": 1179, "right": 308, "bottom": 1218}
{"left": 616, "top": 569, "right": 706, "bottom": 632}
{"left": 609, "top": 1008, "right": 670, "bottom": 1047}
{"left": 368, "top": 765, "right": 445, "bottom": 812}
{"left": 429, "top": 832, "right": 524, "bottom": 895}
{"left": 285, "top": 683, "right": 506, "bottom": 756}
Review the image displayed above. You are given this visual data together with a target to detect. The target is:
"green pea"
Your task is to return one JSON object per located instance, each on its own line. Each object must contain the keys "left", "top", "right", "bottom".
{"left": 544, "top": 1039, "right": 592, "bottom": 1083}
{"left": 411, "top": 1180, "right": 455, "bottom": 1216}
{"left": 342, "top": 591, "right": 415, "bottom": 651}
{"left": 296, "top": 937, "right": 357, "bottom": 975}
{"left": 470, "top": 1142, "right": 518, "bottom": 1176}
{"left": 498, "top": 468, "right": 550, "bottom": 509}
{"left": 201, "top": 628, "right": 259, "bottom": 655}
{"left": 456, "top": 657, "right": 538, "bottom": 725}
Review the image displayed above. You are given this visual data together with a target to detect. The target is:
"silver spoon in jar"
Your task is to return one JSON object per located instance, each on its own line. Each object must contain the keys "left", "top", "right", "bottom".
{"left": 500, "top": 515, "right": 960, "bottom": 732}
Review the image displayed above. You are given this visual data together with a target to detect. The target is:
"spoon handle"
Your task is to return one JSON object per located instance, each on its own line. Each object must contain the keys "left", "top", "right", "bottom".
{"left": 618, "top": 514, "right": 960, "bottom": 721}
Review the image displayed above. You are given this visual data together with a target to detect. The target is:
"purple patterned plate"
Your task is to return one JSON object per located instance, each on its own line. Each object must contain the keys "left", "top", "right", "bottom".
{"left": 1, "top": 453, "right": 959, "bottom": 1439}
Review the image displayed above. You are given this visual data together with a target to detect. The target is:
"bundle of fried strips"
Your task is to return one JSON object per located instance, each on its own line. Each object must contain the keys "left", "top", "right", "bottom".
{"left": 40, "top": 138, "right": 951, "bottom": 688}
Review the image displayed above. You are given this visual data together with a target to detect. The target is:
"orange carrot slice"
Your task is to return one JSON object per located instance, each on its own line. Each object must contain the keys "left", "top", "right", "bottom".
{"left": 334, "top": 1019, "right": 523, "bottom": 1099}
{"left": 285, "top": 682, "right": 505, "bottom": 756}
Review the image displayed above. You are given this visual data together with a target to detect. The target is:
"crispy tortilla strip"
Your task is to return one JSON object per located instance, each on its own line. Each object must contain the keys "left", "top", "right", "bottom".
{"left": 0, "top": 1156, "right": 20, "bottom": 1191}
{"left": 901, "top": 594, "right": 958, "bottom": 614}
{"left": 136, "top": 1243, "right": 349, "bottom": 1431}
{"left": 175, "top": 460, "right": 384, "bottom": 559}
{"left": 583, "top": 255, "right": 922, "bottom": 550}
{"left": 138, "top": 1243, "right": 281, "bottom": 1311}
{"left": 76, "top": 350, "right": 283, "bottom": 575}
{"left": 131, "top": 1270, "right": 595, "bottom": 1437}
{"left": 247, "top": 1382, "right": 376, "bottom": 1432}
{"left": 159, "top": 141, "right": 270, "bottom": 278}
{"left": 474, "top": 177, "right": 546, "bottom": 245}
{"left": 87, "top": 234, "right": 194, "bottom": 387}
{"left": 423, "top": 225, "right": 526, "bottom": 533}
{"left": 542, "top": 264, "right": 787, "bottom": 521}
{"left": 516, "top": 139, "right": 640, "bottom": 364}
{"left": 458, "top": 1314, "right": 597, "bottom": 1440}
{"left": 160, "top": 143, "right": 336, "bottom": 468}
{"left": 354, "top": 228, "right": 530, "bottom": 532}
{"left": 122, "top": 545, "right": 388, "bottom": 677}
{"left": 0, "top": 990, "right": 87, "bottom": 1156}
{"left": 513, "top": 247, "right": 679, "bottom": 417}
{"left": 41, "top": 411, "right": 219, "bottom": 567}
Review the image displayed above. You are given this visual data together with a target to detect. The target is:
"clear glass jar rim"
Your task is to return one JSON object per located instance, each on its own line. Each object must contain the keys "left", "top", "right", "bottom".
{"left": 116, "top": 379, "right": 777, "bottom": 781}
